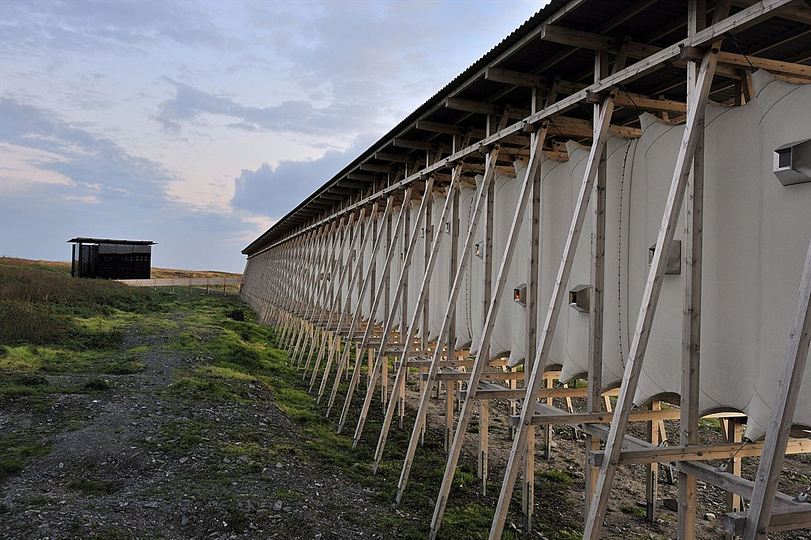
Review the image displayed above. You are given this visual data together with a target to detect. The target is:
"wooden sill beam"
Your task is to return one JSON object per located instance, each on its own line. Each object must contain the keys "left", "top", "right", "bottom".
{"left": 582, "top": 423, "right": 803, "bottom": 507}
{"left": 522, "top": 404, "right": 746, "bottom": 426}
{"left": 481, "top": 386, "right": 621, "bottom": 402}
{"left": 724, "top": 506, "right": 811, "bottom": 535}
{"left": 590, "top": 438, "right": 811, "bottom": 466}
{"left": 425, "top": 370, "right": 525, "bottom": 382}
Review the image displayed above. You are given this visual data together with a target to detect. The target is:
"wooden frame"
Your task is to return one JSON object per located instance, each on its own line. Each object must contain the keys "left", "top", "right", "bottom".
{"left": 242, "top": 3, "right": 811, "bottom": 539}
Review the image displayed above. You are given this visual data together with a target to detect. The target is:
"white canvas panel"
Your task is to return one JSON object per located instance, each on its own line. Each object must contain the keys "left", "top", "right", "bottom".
{"left": 406, "top": 202, "right": 425, "bottom": 336}
{"left": 455, "top": 182, "right": 482, "bottom": 350}
{"left": 428, "top": 192, "right": 451, "bottom": 341}
{"left": 509, "top": 159, "right": 532, "bottom": 367}
{"left": 470, "top": 170, "right": 520, "bottom": 359}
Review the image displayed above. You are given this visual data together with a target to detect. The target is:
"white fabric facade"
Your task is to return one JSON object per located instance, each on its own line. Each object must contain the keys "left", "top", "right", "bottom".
{"left": 243, "top": 72, "right": 811, "bottom": 440}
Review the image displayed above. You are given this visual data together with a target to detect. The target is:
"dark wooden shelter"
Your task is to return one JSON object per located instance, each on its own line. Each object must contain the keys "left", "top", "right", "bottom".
{"left": 68, "top": 237, "right": 155, "bottom": 279}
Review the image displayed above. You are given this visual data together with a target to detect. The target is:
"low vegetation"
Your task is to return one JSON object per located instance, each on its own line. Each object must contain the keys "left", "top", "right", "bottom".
{"left": 1, "top": 258, "right": 532, "bottom": 538}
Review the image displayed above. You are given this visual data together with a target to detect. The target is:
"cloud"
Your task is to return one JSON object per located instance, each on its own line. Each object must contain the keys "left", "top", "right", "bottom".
{"left": 156, "top": 79, "right": 379, "bottom": 137}
{"left": 0, "top": 0, "right": 229, "bottom": 56}
{"left": 0, "top": 98, "right": 170, "bottom": 203}
{"left": 231, "top": 135, "right": 377, "bottom": 217}
{"left": 0, "top": 97, "right": 259, "bottom": 271}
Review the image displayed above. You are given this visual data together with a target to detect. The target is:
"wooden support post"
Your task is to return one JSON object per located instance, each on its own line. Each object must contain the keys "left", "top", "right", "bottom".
{"left": 335, "top": 177, "right": 429, "bottom": 435}
{"left": 445, "top": 376, "right": 455, "bottom": 454}
{"left": 646, "top": 401, "right": 661, "bottom": 522}
{"left": 583, "top": 42, "right": 723, "bottom": 540}
{"left": 427, "top": 124, "right": 549, "bottom": 538}
{"left": 393, "top": 148, "right": 502, "bottom": 502}
{"left": 324, "top": 200, "right": 392, "bottom": 415}
{"left": 478, "top": 122, "right": 496, "bottom": 479}
{"left": 543, "top": 375, "right": 553, "bottom": 461}
{"left": 367, "top": 347, "right": 373, "bottom": 387}
{"left": 726, "top": 418, "right": 744, "bottom": 540}
{"left": 331, "top": 188, "right": 414, "bottom": 431}
{"left": 521, "top": 87, "right": 543, "bottom": 530}
{"left": 381, "top": 355, "right": 389, "bottom": 405}
{"left": 479, "top": 399, "right": 490, "bottom": 494}
{"left": 588, "top": 53, "right": 609, "bottom": 518}
{"left": 743, "top": 240, "right": 811, "bottom": 539}
{"left": 680, "top": 2, "right": 709, "bottom": 537}
{"left": 490, "top": 83, "right": 620, "bottom": 540}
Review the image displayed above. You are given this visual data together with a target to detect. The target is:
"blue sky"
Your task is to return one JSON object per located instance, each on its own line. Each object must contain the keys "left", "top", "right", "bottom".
{"left": 1, "top": 0, "right": 544, "bottom": 272}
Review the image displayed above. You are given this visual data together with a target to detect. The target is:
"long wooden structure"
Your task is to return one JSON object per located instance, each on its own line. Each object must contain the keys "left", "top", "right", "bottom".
{"left": 240, "top": 1, "right": 811, "bottom": 538}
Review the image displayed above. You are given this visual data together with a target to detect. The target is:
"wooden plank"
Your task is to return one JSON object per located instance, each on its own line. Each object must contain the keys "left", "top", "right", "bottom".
{"left": 680, "top": 2, "right": 708, "bottom": 537}
{"left": 590, "top": 437, "right": 811, "bottom": 465}
{"left": 586, "top": 50, "right": 608, "bottom": 521}
{"left": 726, "top": 506, "right": 811, "bottom": 535}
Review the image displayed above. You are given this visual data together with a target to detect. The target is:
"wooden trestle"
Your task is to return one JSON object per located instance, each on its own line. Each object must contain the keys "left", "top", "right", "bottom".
{"left": 242, "top": 1, "right": 811, "bottom": 538}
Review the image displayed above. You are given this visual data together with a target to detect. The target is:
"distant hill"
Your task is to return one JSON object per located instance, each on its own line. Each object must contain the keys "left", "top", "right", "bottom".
{"left": 0, "top": 257, "right": 241, "bottom": 279}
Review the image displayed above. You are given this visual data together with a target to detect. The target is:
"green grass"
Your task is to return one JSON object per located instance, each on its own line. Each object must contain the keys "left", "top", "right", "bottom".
{"left": 621, "top": 504, "right": 648, "bottom": 519}
{"left": 539, "top": 468, "right": 574, "bottom": 485}
{"left": 0, "top": 434, "right": 50, "bottom": 482}
{"left": 0, "top": 259, "right": 531, "bottom": 537}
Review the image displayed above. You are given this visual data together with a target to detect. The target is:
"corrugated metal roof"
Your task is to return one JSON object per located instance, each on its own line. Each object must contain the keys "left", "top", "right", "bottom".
{"left": 242, "top": 0, "right": 570, "bottom": 255}
{"left": 242, "top": 0, "right": 811, "bottom": 255}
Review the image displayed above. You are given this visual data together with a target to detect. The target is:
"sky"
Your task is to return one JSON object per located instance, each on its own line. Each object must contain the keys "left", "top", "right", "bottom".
{"left": 1, "top": 0, "right": 545, "bottom": 272}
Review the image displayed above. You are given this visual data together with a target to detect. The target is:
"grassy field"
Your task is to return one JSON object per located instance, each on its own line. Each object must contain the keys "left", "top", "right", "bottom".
{"left": 0, "top": 258, "right": 544, "bottom": 539}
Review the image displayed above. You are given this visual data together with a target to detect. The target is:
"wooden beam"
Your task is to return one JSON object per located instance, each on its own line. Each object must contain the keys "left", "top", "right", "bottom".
{"left": 358, "top": 163, "right": 396, "bottom": 174}
{"left": 445, "top": 97, "right": 529, "bottom": 118}
{"left": 416, "top": 120, "right": 467, "bottom": 136}
{"left": 584, "top": 42, "right": 725, "bottom": 540}
{"left": 726, "top": 507, "right": 811, "bottom": 536}
{"left": 590, "top": 438, "right": 811, "bottom": 465}
{"left": 392, "top": 138, "right": 437, "bottom": 151}
{"left": 346, "top": 172, "right": 377, "bottom": 182}
{"left": 743, "top": 240, "right": 811, "bottom": 539}
{"left": 540, "top": 23, "right": 616, "bottom": 51}
{"left": 374, "top": 151, "right": 410, "bottom": 162}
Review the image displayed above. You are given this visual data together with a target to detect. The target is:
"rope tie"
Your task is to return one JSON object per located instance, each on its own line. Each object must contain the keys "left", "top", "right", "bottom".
{"left": 716, "top": 438, "right": 751, "bottom": 473}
